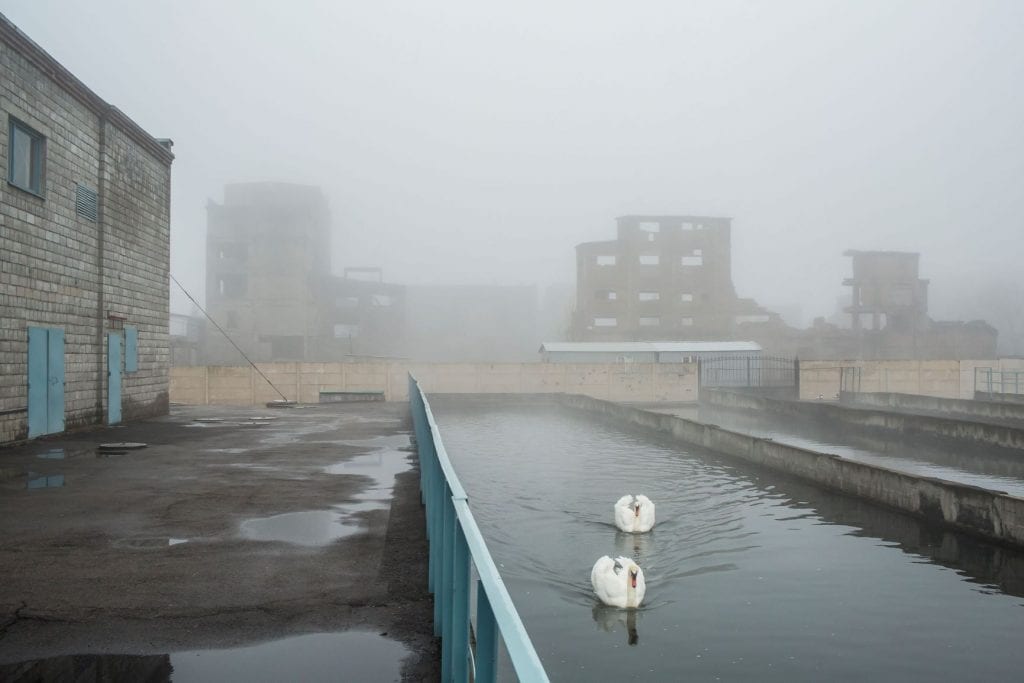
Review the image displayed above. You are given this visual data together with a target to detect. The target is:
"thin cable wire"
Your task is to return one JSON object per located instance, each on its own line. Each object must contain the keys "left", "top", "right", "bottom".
{"left": 170, "top": 274, "right": 291, "bottom": 403}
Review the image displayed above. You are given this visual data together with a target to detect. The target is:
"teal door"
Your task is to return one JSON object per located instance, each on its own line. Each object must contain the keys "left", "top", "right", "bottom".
{"left": 27, "top": 326, "right": 65, "bottom": 438}
{"left": 108, "top": 332, "right": 122, "bottom": 425}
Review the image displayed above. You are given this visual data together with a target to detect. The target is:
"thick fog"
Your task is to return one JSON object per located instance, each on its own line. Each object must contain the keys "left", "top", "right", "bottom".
{"left": 7, "top": 1, "right": 1023, "bottom": 344}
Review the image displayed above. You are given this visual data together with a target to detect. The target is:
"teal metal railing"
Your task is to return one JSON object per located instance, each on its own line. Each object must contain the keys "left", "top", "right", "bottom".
{"left": 409, "top": 375, "right": 549, "bottom": 683}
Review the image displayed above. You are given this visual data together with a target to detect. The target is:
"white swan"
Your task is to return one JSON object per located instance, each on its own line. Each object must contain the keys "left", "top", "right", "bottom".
{"left": 591, "top": 555, "right": 646, "bottom": 608}
{"left": 615, "top": 494, "right": 655, "bottom": 533}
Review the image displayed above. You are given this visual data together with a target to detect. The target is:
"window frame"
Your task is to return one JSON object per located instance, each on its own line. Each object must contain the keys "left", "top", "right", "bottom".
{"left": 8, "top": 116, "right": 46, "bottom": 197}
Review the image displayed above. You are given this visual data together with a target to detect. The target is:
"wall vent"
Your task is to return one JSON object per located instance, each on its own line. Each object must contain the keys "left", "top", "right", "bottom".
{"left": 75, "top": 184, "right": 98, "bottom": 221}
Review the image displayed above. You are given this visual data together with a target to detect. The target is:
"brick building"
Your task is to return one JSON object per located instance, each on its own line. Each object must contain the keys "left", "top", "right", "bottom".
{"left": 572, "top": 215, "right": 780, "bottom": 341}
{"left": 0, "top": 13, "right": 173, "bottom": 443}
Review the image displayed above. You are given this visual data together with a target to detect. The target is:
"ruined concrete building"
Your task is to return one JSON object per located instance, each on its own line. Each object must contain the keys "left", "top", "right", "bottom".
{"left": 844, "top": 250, "right": 930, "bottom": 333}
{"left": 572, "top": 215, "right": 781, "bottom": 342}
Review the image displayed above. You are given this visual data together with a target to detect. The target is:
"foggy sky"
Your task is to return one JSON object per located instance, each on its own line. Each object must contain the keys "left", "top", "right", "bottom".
{"left": 6, "top": 0, "right": 1023, "bottom": 331}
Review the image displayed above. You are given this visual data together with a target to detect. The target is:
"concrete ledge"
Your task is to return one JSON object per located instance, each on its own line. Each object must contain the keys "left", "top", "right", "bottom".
{"left": 558, "top": 393, "right": 1024, "bottom": 549}
{"left": 707, "top": 389, "right": 1024, "bottom": 451}
{"left": 319, "top": 390, "right": 385, "bottom": 403}
{"left": 844, "top": 391, "right": 1024, "bottom": 424}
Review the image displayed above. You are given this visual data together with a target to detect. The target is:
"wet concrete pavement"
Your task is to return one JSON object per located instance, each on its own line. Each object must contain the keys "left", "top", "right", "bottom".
{"left": 0, "top": 402, "right": 439, "bottom": 681}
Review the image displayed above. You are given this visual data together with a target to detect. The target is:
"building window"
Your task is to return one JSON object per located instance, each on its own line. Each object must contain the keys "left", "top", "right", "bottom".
{"left": 8, "top": 117, "right": 46, "bottom": 195}
{"left": 680, "top": 293, "right": 694, "bottom": 302}
{"left": 594, "top": 317, "right": 617, "bottom": 327}
{"left": 638, "top": 221, "right": 660, "bottom": 232}
{"left": 218, "top": 243, "right": 248, "bottom": 262}
{"left": 681, "top": 317, "right": 694, "bottom": 326}
{"left": 218, "top": 274, "right": 247, "bottom": 297}
{"left": 638, "top": 254, "right": 659, "bottom": 266}
{"left": 638, "top": 291, "right": 660, "bottom": 301}
{"left": 681, "top": 250, "right": 704, "bottom": 266}
{"left": 639, "top": 316, "right": 660, "bottom": 326}
{"left": 596, "top": 255, "right": 617, "bottom": 266}
{"left": 595, "top": 290, "right": 618, "bottom": 301}
{"left": 735, "top": 314, "right": 771, "bottom": 324}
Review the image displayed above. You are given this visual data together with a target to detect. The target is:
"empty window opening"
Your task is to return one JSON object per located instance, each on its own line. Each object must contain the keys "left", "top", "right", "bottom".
{"left": 638, "top": 291, "right": 660, "bottom": 301}
{"left": 639, "top": 316, "right": 660, "bottom": 327}
{"left": 681, "top": 250, "right": 704, "bottom": 266}
{"left": 596, "top": 255, "right": 617, "bottom": 266}
{"left": 638, "top": 221, "right": 660, "bottom": 232}
{"left": 639, "top": 254, "right": 659, "bottom": 266}
{"left": 594, "top": 317, "right": 617, "bottom": 327}
{"left": 682, "top": 221, "right": 694, "bottom": 231}
{"left": 681, "top": 317, "right": 694, "bottom": 326}
{"left": 333, "top": 323, "right": 360, "bottom": 338}
{"left": 337, "top": 296, "right": 360, "bottom": 309}
{"left": 218, "top": 274, "right": 247, "bottom": 297}
{"left": 218, "top": 243, "right": 248, "bottom": 261}
{"left": 680, "top": 293, "right": 694, "bottom": 302}
{"left": 735, "top": 314, "right": 770, "bottom": 324}
{"left": 371, "top": 294, "right": 394, "bottom": 307}
{"left": 595, "top": 290, "right": 618, "bottom": 301}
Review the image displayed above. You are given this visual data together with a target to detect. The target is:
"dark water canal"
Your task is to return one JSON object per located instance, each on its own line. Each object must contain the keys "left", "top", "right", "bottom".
{"left": 432, "top": 399, "right": 1024, "bottom": 682}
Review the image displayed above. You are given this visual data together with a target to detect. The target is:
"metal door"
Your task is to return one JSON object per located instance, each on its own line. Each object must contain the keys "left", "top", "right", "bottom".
{"left": 27, "top": 326, "right": 65, "bottom": 438}
{"left": 108, "top": 332, "right": 122, "bottom": 425}
{"left": 46, "top": 328, "right": 65, "bottom": 433}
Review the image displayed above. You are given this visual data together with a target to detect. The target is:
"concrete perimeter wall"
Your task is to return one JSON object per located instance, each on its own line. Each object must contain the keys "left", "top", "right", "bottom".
{"left": 705, "top": 389, "right": 1024, "bottom": 451}
{"left": 170, "top": 362, "right": 698, "bottom": 406}
{"left": 799, "top": 359, "right": 1024, "bottom": 401}
{"left": 560, "top": 394, "right": 1024, "bottom": 548}
{"left": 844, "top": 392, "right": 1024, "bottom": 423}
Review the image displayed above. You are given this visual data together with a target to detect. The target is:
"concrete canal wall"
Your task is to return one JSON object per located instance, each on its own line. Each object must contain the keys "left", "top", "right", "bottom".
{"left": 704, "top": 389, "right": 1024, "bottom": 451}
{"left": 170, "top": 362, "right": 698, "bottom": 405}
{"left": 843, "top": 392, "right": 1024, "bottom": 424}
{"left": 560, "top": 394, "right": 1024, "bottom": 549}
{"left": 798, "top": 358, "right": 1024, "bottom": 401}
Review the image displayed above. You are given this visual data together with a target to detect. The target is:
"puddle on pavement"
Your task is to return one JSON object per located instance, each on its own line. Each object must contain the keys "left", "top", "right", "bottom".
{"left": 205, "top": 448, "right": 250, "bottom": 454}
{"left": 171, "top": 631, "right": 408, "bottom": 682}
{"left": 36, "top": 448, "right": 65, "bottom": 459}
{"left": 241, "top": 509, "right": 364, "bottom": 545}
{"left": 27, "top": 473, "right": 64, "bottom": 489}
{"left": 241, "top": 448, "right": 411, "bottom": 546}
{"left": 336, "top": 434, "right": 411, "bottom": 450}
{"left": 0, "top": 631, "right": 408, "bottom": 683}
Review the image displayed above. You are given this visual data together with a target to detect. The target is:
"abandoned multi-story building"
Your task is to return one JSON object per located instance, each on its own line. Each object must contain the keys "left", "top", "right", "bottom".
{"left": 572, "top": 215, "right": 780, "bottom": 342}
{"left": 204, "top": 182, "right": 335, "bottom": 363}
{"left": 202, "top": 183, "right": 408, "bottom": 364}
{"left": 0, "top": 13, "right": 174, "bottom": 443}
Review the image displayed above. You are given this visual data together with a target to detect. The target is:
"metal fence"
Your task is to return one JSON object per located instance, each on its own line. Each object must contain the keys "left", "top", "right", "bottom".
{"left": 975, "top": 368, "right": 1024, "bottom": 397}
{"left": 409, "top": 375, "right": 549, "bottom": 683}
{"left": 698, "top": 354, "right": 798, "bottom": 389}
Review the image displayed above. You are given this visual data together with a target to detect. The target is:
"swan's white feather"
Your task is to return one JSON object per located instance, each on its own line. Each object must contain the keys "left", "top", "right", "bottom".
{"left": 614, "top": 494, "right": 656, "bottom": 533}
{"left": 591, "top": 555, "right": 646, "bottom": 608}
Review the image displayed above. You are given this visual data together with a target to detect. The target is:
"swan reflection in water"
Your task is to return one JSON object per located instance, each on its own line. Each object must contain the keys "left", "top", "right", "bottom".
{"left": 592, "top": 605, "right": 640, "bottom": 646}
{"left": 614, "top": 529, "right": 652, "bottom": 564}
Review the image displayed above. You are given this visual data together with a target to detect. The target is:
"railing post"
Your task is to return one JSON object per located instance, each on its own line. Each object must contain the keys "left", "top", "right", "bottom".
{"left": 452, "top": 522, "right": 470, "bottom": 682}
{"left": 475, "top": 580, "right": 499, "bottom": 683}
{"left": 441, "top": 487, "right": 454, "bottom": 676}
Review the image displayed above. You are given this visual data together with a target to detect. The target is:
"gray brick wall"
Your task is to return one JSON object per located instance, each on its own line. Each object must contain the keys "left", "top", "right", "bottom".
{"left": 0, "top": 27, "right": 172, "bottom": 444}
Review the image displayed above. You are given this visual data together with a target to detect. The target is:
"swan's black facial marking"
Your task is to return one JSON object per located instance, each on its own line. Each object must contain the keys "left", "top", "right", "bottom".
{"left": 629, "top": 568, "right": 638, "bottom": 588}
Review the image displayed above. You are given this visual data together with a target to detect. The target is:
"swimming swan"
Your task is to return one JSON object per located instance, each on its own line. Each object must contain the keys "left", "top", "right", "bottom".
{"left": 591, "top": 555, "right": 646, "bottom": 608}
{"left": 615, "top": 494, "right": 655, "bottom": 533}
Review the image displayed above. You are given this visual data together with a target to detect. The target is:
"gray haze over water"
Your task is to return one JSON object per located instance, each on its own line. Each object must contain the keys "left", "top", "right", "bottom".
{"left": 7, "top": 1, "right": 1023, "bottom": 340}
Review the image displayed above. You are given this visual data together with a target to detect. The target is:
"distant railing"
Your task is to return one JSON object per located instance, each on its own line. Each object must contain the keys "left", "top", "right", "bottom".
{"left": 975, "top": 368, "right": 1024, "bottom": 397}
{"left": 409, "top": 375, "right": 550, "bottom": 683}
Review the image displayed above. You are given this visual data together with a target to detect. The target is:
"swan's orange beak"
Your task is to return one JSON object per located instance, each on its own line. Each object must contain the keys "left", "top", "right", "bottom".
{"left": 630, "top": 569, "right": 637, "bottom": 588}
{"left": 634, "top": 503, "right": 640, "bottom": 517}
